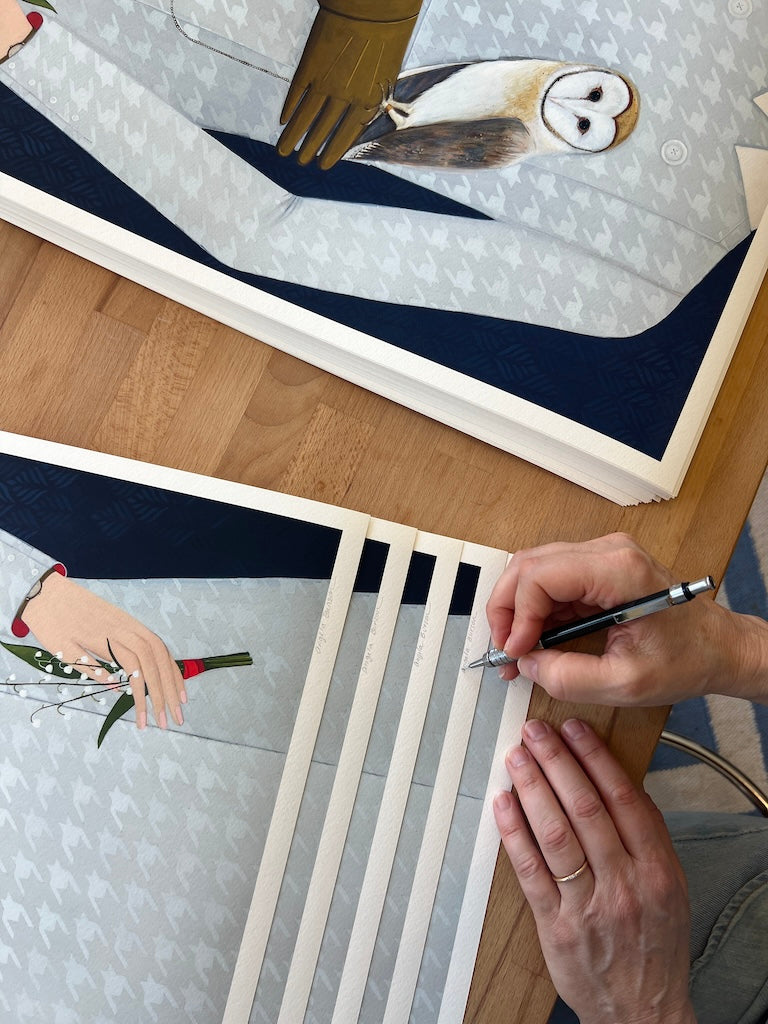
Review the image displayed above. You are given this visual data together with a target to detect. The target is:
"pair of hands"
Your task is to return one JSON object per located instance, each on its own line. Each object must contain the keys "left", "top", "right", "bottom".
{"left": 16, "top": 533, "right": 722, "bottom": 1022}
{"left": 486, "top": 534, "right": 726, "bottom": 1022}
{"left": 22, "top": 571, "right": 184, "bottom": 731}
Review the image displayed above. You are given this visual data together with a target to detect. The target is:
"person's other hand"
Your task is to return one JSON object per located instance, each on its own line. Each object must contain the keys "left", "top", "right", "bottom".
{"left": 485, "top": 532, "right": 735, "bottom": 705}
{"left": 494, "top": 719, "right": 696, "bottom": 1024}
{"left": 22, "top": 572, "right": 185, "bottom": 731}
{"left": 277, "top": 0, "right": 420, "bottom": 169}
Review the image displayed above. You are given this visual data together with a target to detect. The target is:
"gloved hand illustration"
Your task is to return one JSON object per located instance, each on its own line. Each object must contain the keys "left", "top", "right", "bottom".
{"left": 277, "top": 0, "right": 423, "bottom": 169}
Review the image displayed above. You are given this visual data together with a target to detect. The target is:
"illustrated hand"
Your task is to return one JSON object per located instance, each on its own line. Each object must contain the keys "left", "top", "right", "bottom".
{"left": 277, "top": 0, "right": 421, "bottom": 169}
{"left": 0, "top": 0, "right": 39, "bottom": 64}
{"left": 494, "top": 719, "right": 696, "bottom": 1024}
{"left": 485, "top": 532, "right": 742, "bottom": 705}
{"left": 22, "top": 571, "right": 185, "bottom": 731}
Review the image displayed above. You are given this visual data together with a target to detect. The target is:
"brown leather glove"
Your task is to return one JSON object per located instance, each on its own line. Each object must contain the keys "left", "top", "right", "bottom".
{"left": 277, "top": 0, "right": 423, "bottom": 170}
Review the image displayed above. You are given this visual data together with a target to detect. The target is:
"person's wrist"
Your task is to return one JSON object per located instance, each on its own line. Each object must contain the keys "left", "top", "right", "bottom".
{"left": 578, "top": 999, "right": 697, "bottom": 1024}
{"left": 11, "top": 562, "right": 67, "bottom": 637}
{"left": 712, "top": 602, "right": 768, "bottom": 703}
{"left": 628, "top": 1002, "right": 697, "bottom": 1024}
{"left": 644, "top": 1001, "right": 697, "bottom": 1024}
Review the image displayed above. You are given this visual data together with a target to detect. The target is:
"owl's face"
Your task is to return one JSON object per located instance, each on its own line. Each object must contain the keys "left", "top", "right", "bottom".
{"left": 541, "top": 68, "right": 638, "bottom": 152}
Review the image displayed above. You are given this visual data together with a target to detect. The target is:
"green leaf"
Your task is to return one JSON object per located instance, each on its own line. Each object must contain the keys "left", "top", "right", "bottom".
{"left": 25, "top": 0, "right": 57, "bottom": 10}
{"left": 0, "top": 641, "right": 115, "bottom": 680}
{"left": 97, "top": 692, "right": 136, "bottom": 748}
{"left": 1, "top": 640, "right": 70, "bottom": 678}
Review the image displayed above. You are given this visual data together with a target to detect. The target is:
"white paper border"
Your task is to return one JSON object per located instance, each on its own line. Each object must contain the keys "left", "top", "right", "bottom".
{"left": 3, "top": 172, "right": 766, "bottom": 502}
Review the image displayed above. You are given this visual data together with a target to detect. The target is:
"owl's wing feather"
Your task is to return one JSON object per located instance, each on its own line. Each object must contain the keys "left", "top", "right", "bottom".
{"left": 355, "top": 63, "right": 476, "bottom": 147}
{"left": 349, "top": 118, "right": 532, "bottom": 169}
{"left": 392, "top": 63, "right": 476, "bottom": 104}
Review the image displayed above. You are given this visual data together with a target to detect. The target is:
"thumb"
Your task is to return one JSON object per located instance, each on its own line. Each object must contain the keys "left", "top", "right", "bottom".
{"left": 517, "top": 649, "right": 630, "bottom": 705}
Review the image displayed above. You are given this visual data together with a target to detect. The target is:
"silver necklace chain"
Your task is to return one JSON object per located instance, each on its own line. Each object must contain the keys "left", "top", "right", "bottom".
{"left": 169, "top": 0, "right": 289, "bottom": 82}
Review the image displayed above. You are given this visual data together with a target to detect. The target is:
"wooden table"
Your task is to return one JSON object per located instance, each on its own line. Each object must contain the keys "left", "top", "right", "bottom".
{"left": 2, "top": 218, "right": 768, "bottom": 1022}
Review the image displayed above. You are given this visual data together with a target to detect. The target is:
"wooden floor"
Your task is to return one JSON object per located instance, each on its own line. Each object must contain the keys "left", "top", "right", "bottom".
{"left": 3, "top": 216, "right": 768, "bottom": 1022}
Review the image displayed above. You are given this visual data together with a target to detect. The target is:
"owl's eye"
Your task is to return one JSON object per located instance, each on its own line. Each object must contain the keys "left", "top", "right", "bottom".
{"left": 586, "top": 87, "right": 603, "bottom": 103}
{"left": 577, "top": 117, "right": 591, "bottom": 134}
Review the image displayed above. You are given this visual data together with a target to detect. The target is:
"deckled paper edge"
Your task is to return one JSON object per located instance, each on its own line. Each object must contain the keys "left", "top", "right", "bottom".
{"left": 331, "top": 532, "right": 464, "bottom": 1024}
{"left": 381, "top": 540, "right": 510, "bottom": 1023}
{"left": 277, "top": 518, "right": 417, "bottom": 1023}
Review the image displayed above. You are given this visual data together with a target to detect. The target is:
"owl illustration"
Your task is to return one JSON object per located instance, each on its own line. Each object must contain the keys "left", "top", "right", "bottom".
{"left": 346, "top": 60, "right": 639, "bottom": 170}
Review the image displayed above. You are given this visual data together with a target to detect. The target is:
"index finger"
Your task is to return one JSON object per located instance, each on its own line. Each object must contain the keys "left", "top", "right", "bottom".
{"left": 277, "top": 90, "right": 326, "bottom": 156}
{"left": 488, "top": 535, "right": 670, "bottom": 658}
{"left": 486, "top": 543, "right": 589, "bottom": 655}
{"left": 142, "top": 635, "right": 185, "bottom": 730}
{"left": 297, "top": 97, "right": 349, "bottom": 165}
{"left": 319, "top": 110, "right": 374, "bottom": 168}
{"left": 280, "top": 74, "right": 310, "bottom": 125}
{"left": 514, "top": 719, "right": 626, "bottom": 877}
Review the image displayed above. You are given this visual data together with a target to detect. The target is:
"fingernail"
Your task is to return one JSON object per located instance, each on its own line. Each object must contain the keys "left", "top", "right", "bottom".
{"left": 518, "top": 656, "right": 537, "bottom": 681}
{"left": 180, "top": 690, "right": 188, "bottom": 705}
{"left": 174, "top": 706, "right": 184, "bottom": 726}
{"left": 562, "top": 718, "right": 587, "bottom": 740}
{"left": 494, "top": 790, "right": 513, "bottom": 812}
{"left": 523, "top": 719, "right": 549, "bottom": 741}
{"left": 507, "top": 744, "right": 530, "bottom": 767}
{"left": 137, "top": 711, "right": 147, "bottom": 730}
{"left": 158, "top": 710, "right": 167, "bottom": 730}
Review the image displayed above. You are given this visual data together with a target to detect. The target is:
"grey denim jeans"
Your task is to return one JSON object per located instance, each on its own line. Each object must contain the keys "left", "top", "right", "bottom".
{"left": 667, "top": 812, "right": 768, "bottom": 1024}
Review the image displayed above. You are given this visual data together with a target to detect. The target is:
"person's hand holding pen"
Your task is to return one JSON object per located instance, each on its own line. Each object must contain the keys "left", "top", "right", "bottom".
{"left": 485, "top": 532, "right": 768, "bottom": 706}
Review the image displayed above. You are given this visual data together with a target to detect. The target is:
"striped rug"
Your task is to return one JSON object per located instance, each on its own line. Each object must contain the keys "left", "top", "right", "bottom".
{"left": 646, "top": 471, "right": 768, "bottom": 814}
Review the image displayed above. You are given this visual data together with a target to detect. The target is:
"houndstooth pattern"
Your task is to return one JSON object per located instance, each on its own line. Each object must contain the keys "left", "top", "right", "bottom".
{"left": 1, "top": 0, "right": 766, "bottom": 336}
{"left": 0, "top": 520, "right": 510, "bottom": 1021}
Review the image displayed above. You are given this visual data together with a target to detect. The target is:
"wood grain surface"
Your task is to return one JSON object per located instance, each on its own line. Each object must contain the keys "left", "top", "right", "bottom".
{"left": 2, "top": 217, "right": 768, "bottom": 1022}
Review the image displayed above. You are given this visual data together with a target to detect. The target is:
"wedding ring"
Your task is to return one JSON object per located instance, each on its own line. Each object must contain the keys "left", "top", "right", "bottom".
{"left": 552, "top": 858, "right": 589, "bottom": 883}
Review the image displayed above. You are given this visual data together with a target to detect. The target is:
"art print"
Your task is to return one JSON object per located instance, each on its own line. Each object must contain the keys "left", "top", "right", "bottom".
{"left": 0, "top": 0, "right": 766, "bottom": 500}
{"left": 0, "top": 432, "right": 368, "bottom": 1021}
{"left": 0, "top": 434, "right": 532, "bottom": 1023}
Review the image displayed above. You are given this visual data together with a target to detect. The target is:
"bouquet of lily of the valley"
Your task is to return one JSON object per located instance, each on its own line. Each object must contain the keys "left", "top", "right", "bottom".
{"left": 1, "top": 641, "right": 253, "bottom": 746}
